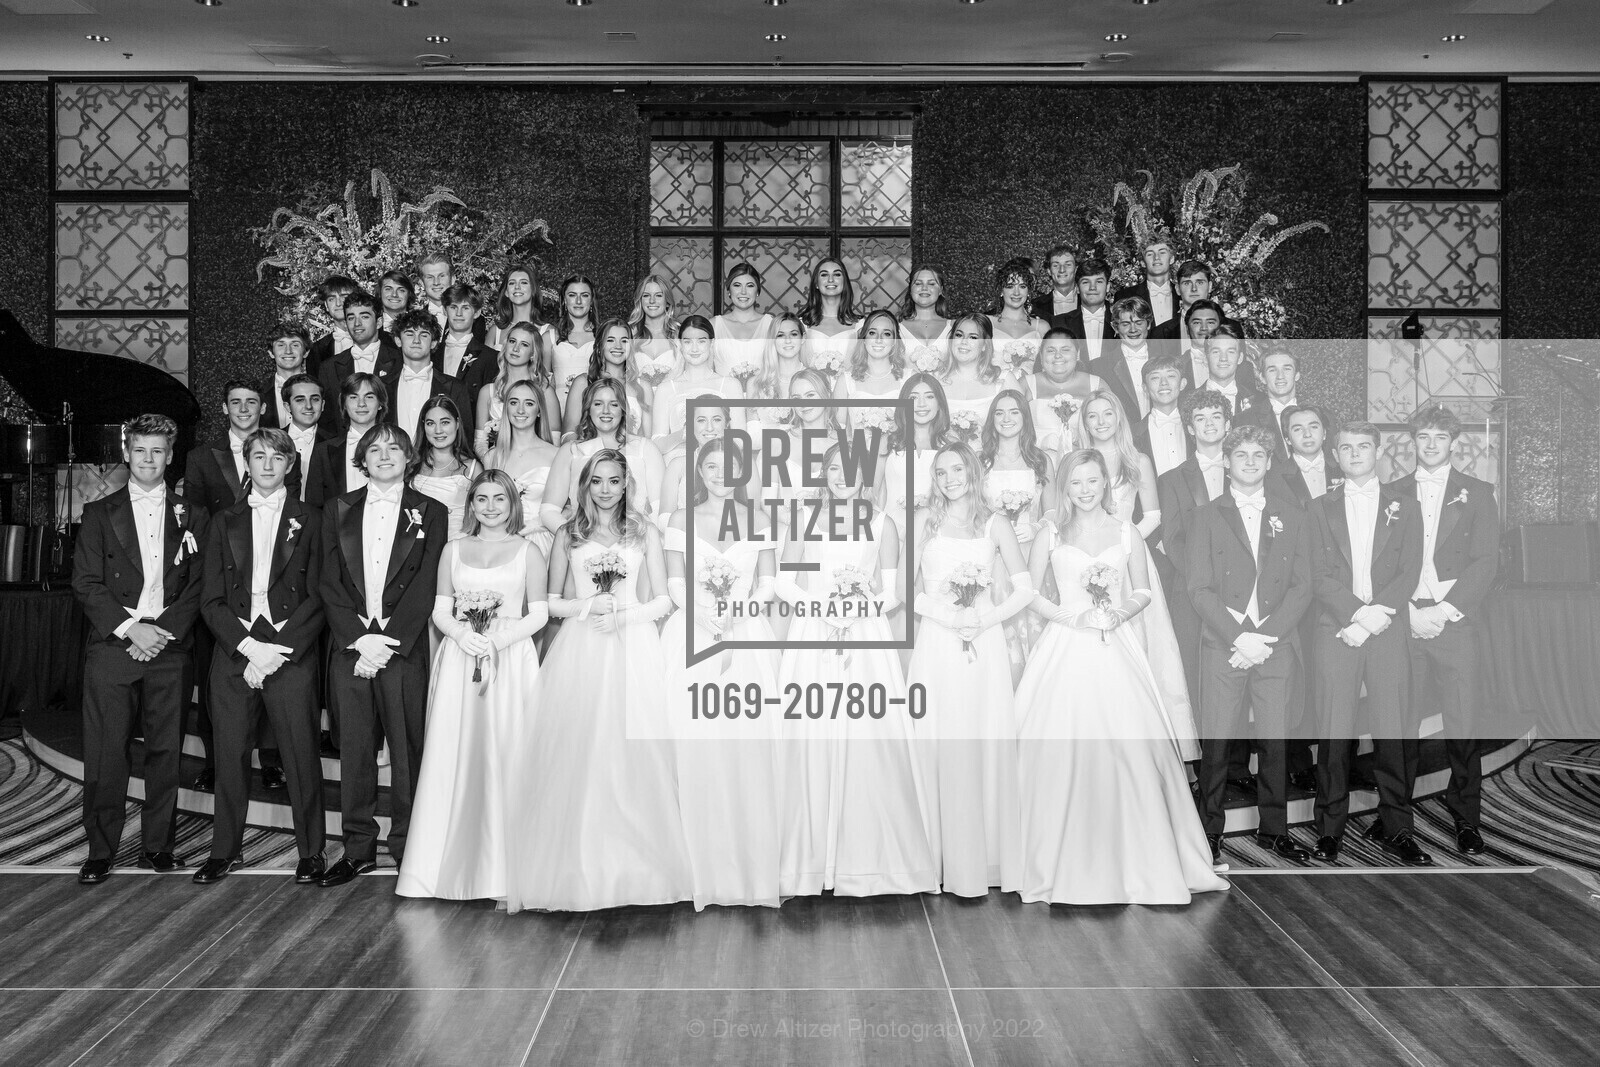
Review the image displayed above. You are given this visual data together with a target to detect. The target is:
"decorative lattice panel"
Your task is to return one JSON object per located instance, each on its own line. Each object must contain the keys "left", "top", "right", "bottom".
{"left": 1367, "top": 200, "right": 1500, "bottom": 310}
{"left": 722, "top": 141, "right": 830, "bottom": 229}
{"left": 1379, "top": 428, "right": 1500, "bottom": 490}
{"left": 722, "top": 236, "right": 831, "bottom": 316}
{"left": 1368, "top": 81, "right": 1500, "bottom": 192}
{"left": 55, "top": 465, "right": 130, "bottom": 522}
{"left": 55, "top": 202, "right": 189, "bottom": 311}
{"left": 54, "top": 316, "right": 190, "bottom": 383}
{"left": 650, "top": 140, "right": 715, "bottom": 228}
{"left": 649, "top": 236, "right": 715, "bottom": 317}
{"left": 55, "top": 81, "right": 190, "bottom": 192}
{"left": 842, "top": 236, "right": 912, "bottom": 315}
{"left": 840, "top": 141, "right": 913, "bottom": 228}
{"left": 1366, "top": 316, "right": 1502, "bottom": 423}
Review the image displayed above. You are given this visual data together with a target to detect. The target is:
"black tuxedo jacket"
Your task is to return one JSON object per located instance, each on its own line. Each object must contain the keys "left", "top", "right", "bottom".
{"left": 1151, "top": 317, "right": 1182, "bottom": 343}
{"left": 1087, "top": 342, "right": 1177, "bottom": 421}
{"left": 1179, "top": 379, "right": 1267, "bottom": 426}
{"left": 201, "top": 494, "right": 324, "bottom": 662}
{"left": 390, "top": 367, "right": 476, "bottom": 445}
{"left": 1030, "top": 291, "right": 1076, "bottom": 323}
{"left": 1113, "top": 278, "right": 1180, "bottom": 325}
{"left": 182, "top": 440, "right": 303, "bottom": 517}
{"left": 1268, "top": 449, "right": 1337, "bottom": 510}
{"left": 319, "top": 487, "right": 446, "bottom": 660}
{"left": 1052, "top": 306, "right": 1119, "bottom": 341}
{"left": 1186, "top": 492, "right": 1313, "bottom": 645}
{"left": 1309, "top": 483, "right": 1425, "bottom": 629}
{"left": 73, "top": 488, "right": 208, "bottom": 647}
{"left": 432, "top": 337, "right": 499, "bottom": 397}
{"left": 306, "top": 434, "right": 361, "bottom": 509}
{"left": 316, "top": 341, "right": 404, "bottom": 433}
{"left": 1132, "top": 411, "right": 1195, "bottom": 472}
{"left": 1233, "top": 398, "right": 1295, "bottom": 460}
{"left": 1388, "top": 468, "right": 1500, "bottom": 612}
{"left": 1157, "top": 455, "right": 1221, "bottom": 586}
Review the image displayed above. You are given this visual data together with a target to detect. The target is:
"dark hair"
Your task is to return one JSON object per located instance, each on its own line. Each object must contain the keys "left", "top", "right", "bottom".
{"left": 223, "top": 378, "right": 264, "bottom": 403}
{"left": 887, "top": 371, "right": 953, "bottom": 453}
{"left": 242, "top": 427, "right": 296, "bottom": 464}
{"left": 391, "top": 308, "right": 439, "bottom": 343}
{"left": 1222, "top": 425, "right": 1276, "bottom": 455}
{"left": 992, "top": 257, "right": 1037, "bottom": 313}
{"left": 1207, "top": 321, "right": 1247, "bottom": 345}
{"left": 1336, "top": 420, "right": 1383, "bottom": 448}
{"left": 799, "top": 258, "right": 860, "bottom": 328}
{"left": 280, "top": 372, "right": 320, "bottom": 406}
{"left": 1042, "top": 326, "right": 1076, "bottom": 342}
{"left": 556, "top": 274, "right": 597, "bottom": 343}
{"left": 1176, "top": 260, "right": 1215, "bottom": 285}
{"left": 689, "top": 437, "right": 747, "bottom": 509}
{"left": 353, "top": 423, "right": 417, "bottom": 476}
{"left": 122, "top": 413, "right": 177, "bottom": 451}
{"left": 726, "top": 261, "right": 763, "bottom": 293}
{"left": 442, "top": 282, "right": 481, "bottom": 311}
{"left": 1408, "top": 402, "right": 1461, "bottom": 439}
{"left": 1183, "top": 298, "right": 1227, "bottom": 329}
{"left": 1076, "top": 257, "right": 1110, "bottom": 282}
{"left": 268, "top": 324, "right": 311, "bottom": 349}
{"left": 980, "top": 388, "right": 1050, "bottom": 489}
{"left": 587, "top": 317, "right": 637, "bottom": 388}
{"left": 377, "top": 270, "right": 417, "bottom": 307}
{"left": 1044, "top": 243, "right": 1078, "bottom": 269}
{"left": 408, "top": 395, "right": 477, "bottom": 479}
{"left": 1260, "top": 346, "right": 1299, "bottom": 372}
{"left": 339, "top": 372, "right": 389, "bottom": 429}
{"left": 493, "top": 263, "right": 543, "bottom": 329}
{"left": 1140, "top": 353, "right": 1185, "bottom": 386}
{"left": 1110, "top": 296, "right": 1154, "bottom": 327}
{"left": 341, "top": 290, "right": 380, "bottom": 318}
{"left": 1180, "top": 387, "right": 1233, "bottom": 425}
{"left": 1279, "top": 403, "right": 1329, "bottom": 440}
{"left": 316, "top": 275, "right": 358, "bottom": 301}
{"left": 900, "top": 264, "right": 950, "bottom": 320}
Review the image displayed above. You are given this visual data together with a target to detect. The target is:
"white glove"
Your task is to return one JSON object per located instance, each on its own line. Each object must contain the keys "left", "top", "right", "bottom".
{"left": 238, "top": 636, "right": 293, "bottom": 677}
{"left": 351, "top": 633, "right": 402, "bottom": 671}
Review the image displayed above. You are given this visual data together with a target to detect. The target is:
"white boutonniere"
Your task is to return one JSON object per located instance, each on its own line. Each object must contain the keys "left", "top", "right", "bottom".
{"left": 172, "top": 503, "right": 185, "bottom": 522}
{"left": 174, "top": 529, "right": 199, "bottom": 566}
{"left": 286, "top": 516, "right": 303, "bottom": 541}
{"left": 406, "top": 507, "right": 424, "bottom": 536}
{"left": 458, "top": 351, "right": 477, "bottom": 370}
{"left": 1448, "top": 488, "right": 1469, "bottom": 506}
{"left": 1383, "top": 500, "right": 1401, "bottom": 526}
{"left": 1266, "top": 515, "right": 1284, "bottom": 537}
{"left": 1329, "top": 476, "right": 1344, "bottom": 490}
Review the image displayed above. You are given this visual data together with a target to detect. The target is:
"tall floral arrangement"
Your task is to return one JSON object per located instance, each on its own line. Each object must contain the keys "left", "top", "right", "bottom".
{"left": 253, "top": 169, "right": 550, "bottom": 337}
{"left": 1085, "top": 165, "right": 1328, "bottom": 338}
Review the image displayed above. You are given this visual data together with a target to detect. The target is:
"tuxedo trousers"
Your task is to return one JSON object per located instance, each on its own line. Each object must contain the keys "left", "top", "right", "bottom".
{"left": 333, "top": 644, "right": 428, "bottom": 864}
{"left": 81, "top": 640, "right": 189, "bottom": 860}
{"left": 192, "top": 624, "right": 284, "bottom": 773}
{"left": 1313, "top": 623, "right": 1415, "bottom": 840}
{"left": 1197, "top": 639, "right": 1296, "bottom": 836}
{"left": 208, "top": 653, "right": 323, "bottom": 859}
{"left": 1409, "top": 613, "right": 1484, "bottom": 825}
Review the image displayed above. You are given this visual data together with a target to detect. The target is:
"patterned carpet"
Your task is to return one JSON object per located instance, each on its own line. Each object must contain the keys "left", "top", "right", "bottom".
{"left": 4, "top": 737, "right": 1600, "bottom": 874}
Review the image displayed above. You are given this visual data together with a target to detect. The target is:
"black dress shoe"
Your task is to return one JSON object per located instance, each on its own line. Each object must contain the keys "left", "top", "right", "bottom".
{"left": 191, "top": 767, "right": 215, "bottom": 793}
{"left": 1312, "top": 836, "right": 1342, "bottom": 863}
{"left": 1380, "top": 829, "right": 1435, "bottom": 866}
{"left": 1206, "top": 834, "right": 1225, "bottom": 867}
{"left": 319, "top": 731, "right": 340, "bottom": 758}
{"left": 1454, "top": 823, "right": 1486, "bottom": 856}
{"left": 1288, "top": 770, "right": 1318, "bottom": 794}
{"left": 318, "top": 857, "right": 377, "bottom": 887}
{"left": 260, "top": 765, "right": 288, "bottom": 791}
{"left": 1227, "top": 776, "right": 1258, "bottom": 795}
{"left": 1255, "top": 833, "right": 1312, "bottom": 862}
{"left": 295, "top": 853, "right": 327, "bottom": 885}
{"left": 78, "top": 859, "right": 112, "bottom": 885}
{"left": 1362, "top": 818, "right": 1389, "bottom": 843}
{"left": 192, "top": 857, "right": 243, "bottom": 884}
{"left": 137, "top": 851, "right": 184, "bottom": 872}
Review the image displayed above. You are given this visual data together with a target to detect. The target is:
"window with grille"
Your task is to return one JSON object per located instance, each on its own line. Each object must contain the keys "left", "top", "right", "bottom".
{"left": 648, "top": 135, "right": 912, "bottom": 319}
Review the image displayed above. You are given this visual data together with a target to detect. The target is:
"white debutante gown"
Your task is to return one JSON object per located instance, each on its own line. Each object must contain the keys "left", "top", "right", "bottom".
{"left": 776, "top": 515, "right": 938, "bottom": 897}
{"left": 1013, "top": 522, "right": 1226, "bottom": 905}
{"left": 900, "top": 321, "right": 952, "bottom": 375}
{"left": 805, "top": 326, "right": 854, "bottom": 379}
{"left": 712, "top": 313, "right": 772, "bottom": 378}
{"left": 397, "top": 545, "right": 540, "bottom": 901}
{"left": 411, "top": 466, "right": 478, "bottom": 542}
{"left": 880, "top": 448, "right": 936, "bottom": 548}
{"left": 946, "top": 383, "right": 1005, "bottom": 433}
{"left": 552, "top": 339, "right": 594, "bottom": 409}
{"left": 983, "top": 468, "right": 1046, "bottom": 683}
{"left": 512, "top": 465, "right": 555, "bottom": 556}
{"left": 989, "top": 318, "right": 1044, "bottom": 376}
{"left": 907, "top": 517, "right": 1023, "bottom": 897}
{"left": 1025, "top": 373, "right": 1103, "bottom": 457}
{"left": 662, "top": 528, "right": 783, "bottom": 909}
{"left": 503, "top": 539, "right": 692, "bottom": 912}
{"left": 563, "top": 437, "right": 659, "bottom": 524}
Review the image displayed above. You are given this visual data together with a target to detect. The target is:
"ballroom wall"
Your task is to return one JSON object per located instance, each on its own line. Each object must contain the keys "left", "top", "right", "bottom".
{"left": 0, "top": 81, "right": 52, "bottom": 424}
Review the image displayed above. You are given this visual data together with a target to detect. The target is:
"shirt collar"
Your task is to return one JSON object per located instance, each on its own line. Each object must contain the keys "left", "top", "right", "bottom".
{"left": 1149, "top": 408, "right": 1182, "bottom": 426}
{"left": 1232, "top": 487, "right": 1266, "bottom": 508}
{"left": 248, "top": 487, "right": 287, "bottom": 510}
{"left": 1346, "top": 478, "right": 1380, "bottom": 500}
{"left": 1295, "top": 452, "right": 1325, "bottom": 472}
{"left": 128, "top": 482, "right": 166, "bottom": 504}
{"left": 1416, "top": 464, "right": 1451, "bottom": 487}
{"left": 367, "top": 482, "right": 404, "bottom": 506}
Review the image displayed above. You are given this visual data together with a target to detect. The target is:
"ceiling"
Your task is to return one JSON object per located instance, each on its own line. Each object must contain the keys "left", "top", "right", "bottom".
{"left": 0, "top": 0, "right": 1595, "bottom": 79}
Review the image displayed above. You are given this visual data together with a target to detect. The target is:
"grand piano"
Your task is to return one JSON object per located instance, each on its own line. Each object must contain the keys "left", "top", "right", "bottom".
{"left": 0, "top": 308, "right": 202, "bottom": 580}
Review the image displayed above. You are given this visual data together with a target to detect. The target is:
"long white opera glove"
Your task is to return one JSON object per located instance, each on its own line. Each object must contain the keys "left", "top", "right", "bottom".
{"left": 613, "top": 595, "right": 674, "bottom": 626}
{"left": 1135, "top": 507, "right": 1162, "bottom": 540}
{"left": 914, "top": 592, "right": 962, "bottom": 628}
{"left": 667, "top": 576, "right": 690, "bottom": 610}
{"left": 547, "top": 593, "right": 595, "bottom": 619}
{"left": 488, "top": 603, "right": 550, "bottom": 651}
{"left": 751, "top": 575, "right": 777, "bottom": 604}
{"left": 877, "top": 567, "right": 902, "bottom": 614}
{"left": 773, "top": 572, "right": 808, "bottom": 605}
{"left": 431, "top": 595, "right": 472, "bottom": 643}
{"left": 539, "top": 504, "right": 567, "bottom": 540}
{"left": 975, "top": 571, "right": 1036, "bottom": 631}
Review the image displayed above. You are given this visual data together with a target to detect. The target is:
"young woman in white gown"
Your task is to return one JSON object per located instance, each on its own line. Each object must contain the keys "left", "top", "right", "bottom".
{"left": 711, "top": 262, "right": 773, "bottom": 379}
{"left": 799, "top": 257, "right": 860, "bottom": 380}
{"left": 474, "top": 321, "right": 559, "bottom": 456}
{"left": 979, "top": 390, "right": 1054, "bottom": 683}
{"left": 483, "top": 263, "right": 555, "bottom": 355}
{"left": 651, "top": 314, "right": 745, "bottom": 459}
{"left": 834, "top": 308, "right": 907, "bottom": 434}
{"left": 907, "top": 444, "right": 1033, "bottom": 897}
{"left": 749, "top": 312, "right": 808, "bottom": 410}
{"left": 1068, "top": 390, "right": 1163, "bottom": 542}
{"left": 626, "top": 275, "right": 679, "bottom": 407}
{"left": 898, "top": 265, "right": 952, "bottom": 374}
{"left": 877, "top": 373, "right": 955, "bottom": 576}
{"left": 550, "top": 274, "right": 598, "bottom": 411}
{"left": 1026, "top": 329, "right": 1102, "bottom": 458}
{"left": 543, "top": 378, "right": 666, "bottom": 535}
{"left": 775, "top": 443, "right": 938, "bottom": 898}
{"left": 663, "top": 438, "right": 784, "bottom": 909}
{"left": 504, "top": 448, "right": 691, "bottom": 912}
{"left": 561, "top": 318, "right": 650, "bottom": 440}
{"left": 987, "top": 258, "right": 1051, "bottom": 377}
{"left": 409, "top": 396, "right": 483, "bottom": 542}
{"left": 1013, "top": 449, "right": 1226, "bottom": 906}
{"left": 941, "top": 313, "right": 1023, "bottom": 436}
{"left": 483, "top": 380, "right": 561, "bottom": 558}
{"left": 398, "top": 470, "right": 547, "bottom": 901}
{"left": 660, "top": 398, "right": 728, "bottom": 521}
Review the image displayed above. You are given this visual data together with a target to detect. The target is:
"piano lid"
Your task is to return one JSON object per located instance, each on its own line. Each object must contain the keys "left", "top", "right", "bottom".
{"left": 0, "top": 309, "right": 202, "bottom": 434}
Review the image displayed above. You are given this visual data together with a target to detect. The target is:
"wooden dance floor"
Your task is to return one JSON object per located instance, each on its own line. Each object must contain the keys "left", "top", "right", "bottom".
{"left": 3, "top": 868, "right": 1599, "bottom": 1066}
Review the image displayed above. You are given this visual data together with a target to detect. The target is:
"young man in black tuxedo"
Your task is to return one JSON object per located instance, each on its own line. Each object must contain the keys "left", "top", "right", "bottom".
{"left": 1187, "top": 323, "right": 1265, "bottom": 418}
{"left": 1153, "top": 259, "right": 1216, "bottom": 346}
{"left": 306, "top": 372, "right": 388, "bottom": 508}
{"left": 1113, "top": 235, "right": 1179, "bottom": 330}
{"left": 71, "top": 415, "right": 208, "bottom": 886}
{"left": 1307, "top": 421, "right": 1428, "bottom": 864}
{"left": 1134, "top": 355, "right": 1194, "bottom": 478}
{"left": 281, "top": 373, "right": 332, "bottom": 501}
{"left": 316, "top": 290, "right": 401, "bottom": 434}
{"left": 1235, "top": 348, "right": 1305, "bottom": 460}
{"left": 1188, "top": 425, "right": 1314, "bottom": 866}
{"left": 434, "top": 282, "right": 499, "bottom": 398}
{"left": 317, "top": 424, "right": 446, "bottom": 886}
{"left": 261, "top": 326, "right": 314, "bottom": 430}
{"left": 416, "top": 253, "right": 454, "bottom": 338}
{"left": 1392, "top": 404, "right": 1500, "bottom": 856}
{"left": 1030, "top": 244, "right": 1079, "bottom": 322}
{"left": 193, "top": 429, "right": 327, "bottom": 886}
{"left": 1054, "top": 256, "right": 1117, "bottom": 364}
{"left": 1176, "top": 298, "right": 1225, "bottom": 389}
{"left": 391, "top": 308, "right": 474, "bottom": 445}
{"left": 306, "top": 275, "right": 358, "bottom": 381}
{"left": 1089, "top": 297, "right": 1162, "bottom": 422}
{"left": 1271, "top": 404, "right": 1337, "bottom": 508}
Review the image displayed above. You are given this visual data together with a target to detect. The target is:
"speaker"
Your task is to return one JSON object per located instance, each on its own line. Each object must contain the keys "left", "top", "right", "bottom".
{"left": 1508, "top": 523, "right": 1600, "bottom": 584}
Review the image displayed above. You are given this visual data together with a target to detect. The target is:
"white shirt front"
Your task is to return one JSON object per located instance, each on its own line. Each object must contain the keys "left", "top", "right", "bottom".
{"left": 442, "top": 334, "right": 472, "bottom": 378}
{"left": 228, "top": 431, "right": 249, "bottom": 484}
{"left": 1081, "top": 306, "right": 1107, "bottom": 364}
{"left": 1147, "top": 281, "right": 1175, "bottom": 326}
{"left": 1187, "top": 347, "right": 1209, "bottom": 389}
{"left": 247, "top": 488, "right": 286, "bottom": 627}
{"left": 272, "top": 372, "right": 296, "bottom": 427}
{"left": 425, "top": 299, "right": 447, "bottom": 335}
{"left": 395, "top": 364, "right": 435, "bottom": 438}
{"left": 117, "top": 484, "right": 168, "bottom": 637}
{"left": 329, "top": 326, "right": 353, "bottom": 355}
{"left": 1147, "top": 408, "right": 1187, "bottom": 475}
{"left": 1413, "top": 464, "right": 1457, "bottom": 604}
{"left": 1344, "top": 478, "right": 1380, "bottom": 604}
{"left": 1051, "top": 290, "right": 1077, "bottom": 317}
{"left": 1294, "top": 452, "right": 1328, "bottom": 499}
{"left": 362, "top": 482, "right": 403, "bottom": 627}
{"left": 288, "top": 425, "right": 317, "bottom": 499}
{"left": 350, "top": 340, "right": 381, "bottom": 376}
{"left": 1196, "top": 452, "right": 1228, "bottom": 501}
{"left": 1230, "top": 487, "right": 1267, "bottom": 626}
{"left": 1122, "top": 343, "right": 1151, "bottom": 417}
{"left": 1270, "top": 395, "right": 1297, "bottom": 420}
{"left": 344, "top": 429, "right": 371, "bottom": 492}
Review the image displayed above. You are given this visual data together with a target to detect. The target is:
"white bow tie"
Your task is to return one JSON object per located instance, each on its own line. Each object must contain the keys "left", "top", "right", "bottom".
{"left": 1295, "top": 453, "right": 1324, "bottom": 472}
{"left": 128, "top": 484, "right": 166, "bottom": 505}
{"left": 1232, "top": 491, "right": 1265, "bottom": 512}
{"left": 1416, "top": 465, "right": 1450, "bottom": 487}
{"left": 367, "top": 484, "right": 403, "bottom": 506}
{"left": 402, "top": 368, "right": 432, "bottom": 383}
{"left": 1198, "top": 454, "right": 1227, "bottom": 474}
{"left": 1345, "top": 480, "right": 1380, "bottom": 501}
{"left": 248, "top": 490, "right": 286, "bottom": 510}
{"left": 1150, "top": 409, "right": 1181, "bottom": 426}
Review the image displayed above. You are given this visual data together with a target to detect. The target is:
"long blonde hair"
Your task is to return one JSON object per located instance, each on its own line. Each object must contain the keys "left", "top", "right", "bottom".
{"left": 462, "top": 468, "right": 524, "bottom": 537}
{"left": 1053, "top": 448, "right": 1117, "bottom": 530}
{"left": 918, "top": 442, "right": 992, "bottom": 552}
{"left": 1069, "top": 389, "right": 1144, "bottom": 490}
{"left": 755, "top": 311, "right": 806, "bottom": 400}
{"left": 565, "top": 447, "right": 649, "bottom": 549}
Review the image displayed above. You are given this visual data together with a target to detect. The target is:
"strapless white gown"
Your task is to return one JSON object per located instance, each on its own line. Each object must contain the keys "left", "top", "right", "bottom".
{"left": 712, "top": 313, "right": 772, "bottom": 378}
{"left": 411, "top": 466, "right": 478, "bottom": 541}
{"left": 899, "top": 321, "right": 951, "bottom": 374}
{"left": 552, "top": 339, "right": 593, "bottom": 408}
{"left": 805, "top": 326, "right": 854, "bottom": 378}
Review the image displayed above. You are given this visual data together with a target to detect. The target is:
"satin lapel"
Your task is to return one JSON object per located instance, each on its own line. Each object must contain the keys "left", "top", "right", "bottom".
{"left": 1184, "top": 460, "right": 1208, "bottom": 509}
{"left": 1220, "top": 498, "right": 1254, "bottom": 560}
{"left": 270, "top": 499, "right": 300, "bottom": 588}
{"left": 107, "top": 494, "right": 140, "bottom": 579}
{"left": 338, "top": 493, "right": 365, "bottom": 598}
{"left": 384, "top": 496, "right": 417, "bottom": 590}
{"left": 1371, "top": 486, "right": 1397, "bottom": 568}
{"left": 227, "top": 507, "right": 252, "bottom": 584}
{"left": 162, "top": 498, "right": 183, "bottom": 585}
{"left": 1257, "top": 507, "right": 1276, "bottom": 574}
{"left": 1327, "top": 489, "right": 1353, "bottom": 564}
{"left": 1117, "top": 359, "right": 1138, "bottom": 408}
{"left": 1437, "top": 469, "right": 1465, "bottom": 548}
{"left": 215, "top": 448, "right": 242, "bottom": 501}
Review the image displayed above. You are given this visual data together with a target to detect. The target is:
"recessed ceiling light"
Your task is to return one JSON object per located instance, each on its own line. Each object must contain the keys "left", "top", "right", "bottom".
{"left": 566, "top": 0, "right": 593, "bottom": 6}
{"left": 765, "top": 0, "right": 787, "bottom": 5}
{"left": 1326, "top": 0, "right": 1353, "bottom": 5}
{"left": 1105, "top": 32, "right": 1128, "bottom": 41}
{"left": 764, "top": 32, "right": 787, "bottom": 41}
{"left": 392, "top": 0, "right": 418, "bottom": 6}
{"left": 1132, "top": 0, "right": 1157, "bottom": 5}
{"left": 1441, "top": 33, "right": 1466, "bottom": 41}
{"left": 958, "top": 0, "right": 987, "bottom": 4}
{"left": 195, "top": 0, "right": 221, "bottom": 6}
{"left": 426, "top": 34, "right": 449, "bottom": 43}
{"left": 85, "top": 33, "right": 110, "bottom": 41}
